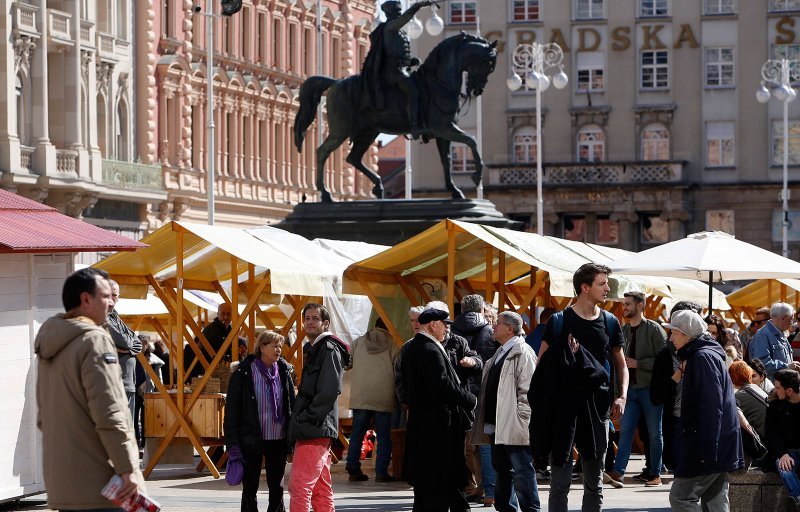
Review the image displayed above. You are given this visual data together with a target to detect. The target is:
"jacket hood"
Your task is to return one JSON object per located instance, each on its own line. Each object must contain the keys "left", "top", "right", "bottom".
{"left": 327, "top": 335, "right": 352, "bottom": 368}
{"left": 34, "top": 314, "right": 107, "bottom": 361}
{"left": 677, "top": 332, "right": 725, "bottom": 362}
{"left": 452, "top": 311, "right": 488, "bottom": 335}
{"left": 364, "top": 327, "right": 393, "bottom": 354}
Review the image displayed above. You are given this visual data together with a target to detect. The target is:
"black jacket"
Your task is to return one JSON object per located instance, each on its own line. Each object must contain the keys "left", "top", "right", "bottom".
{"left": 674, "top": 333, "right": 744, "bottom": 478}
{"left": 224, "top": 355, "right": 296, "bottom": 451}
{"left": 452, "top": 311, "right": 498, "bottom": 362}
{"left": 766, "top": 398, "right": 800, "bottom": 461}
{"left": 443, "top": 331, "right": 483, "bottom": 397}
{"left": 288, "top": 334, "right": 351, "bottom": 444}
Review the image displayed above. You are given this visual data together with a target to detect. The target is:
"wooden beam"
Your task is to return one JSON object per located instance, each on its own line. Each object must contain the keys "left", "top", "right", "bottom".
{"left": 516, "top": 274, "right": 545, "bottom": 316}
{"left": 408, "top": 275, "right": 433, "bottom": 305}
{"left": 498, "top": 252, "right": 506, "bottom": 313}
{"left": 459, "top": 279, "right": 476, "bottom": 295}
{"left": 354, "top": 269, "right": 404, "bottom": 346}
{"left": 212, "top": 281, "right": 231, "bottom": 304}
{"left": 176, "top": 230, "right": 184, "bottom": 414}
{"left": 394, "top": 274, "right": 420, "bottom": 305}
{"left": 159, "top": 284, "right": 215, "bottom": 361}
{"left": 231, "top": 256, "right": 239, "bottom": 362}
{"left": 485, "top": 245, "right": 493, "bottom": 303}
{"left": 447, "top": 226, "right": 456, "bottom": 316}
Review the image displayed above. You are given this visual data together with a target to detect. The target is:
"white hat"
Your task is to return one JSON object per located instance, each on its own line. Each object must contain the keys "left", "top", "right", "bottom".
{"left": 662, "top": 310, "right": 707, "bottom": 339}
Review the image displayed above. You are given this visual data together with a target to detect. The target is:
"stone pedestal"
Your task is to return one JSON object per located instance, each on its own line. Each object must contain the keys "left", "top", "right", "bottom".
{"left": 277, "top": 198, "right": 521, "bottom": 245}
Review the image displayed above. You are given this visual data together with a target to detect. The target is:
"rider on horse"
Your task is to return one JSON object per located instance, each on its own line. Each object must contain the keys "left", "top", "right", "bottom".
{"left": 360, "top": 0, "right": 435, "bottom": 136}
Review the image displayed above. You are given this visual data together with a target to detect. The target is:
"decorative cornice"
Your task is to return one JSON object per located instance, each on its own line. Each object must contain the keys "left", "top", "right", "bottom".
{"left": 13, "top": 36, "right": 36, "bottom": 75}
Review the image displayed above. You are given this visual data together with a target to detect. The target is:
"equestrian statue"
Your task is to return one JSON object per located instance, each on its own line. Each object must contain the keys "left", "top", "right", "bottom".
{"left": 293, "top": 0, "right": 498, "bottom": 202}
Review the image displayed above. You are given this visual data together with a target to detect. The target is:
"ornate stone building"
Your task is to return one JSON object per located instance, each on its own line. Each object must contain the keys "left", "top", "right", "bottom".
{"left": 142, "top": 0, "right": 377, "bottom": 226}
{"left": 0, "top": 0, "right": 162, "bottom": 262}
{"left": 411, "top": 0, "right": 800, "bottom": 255}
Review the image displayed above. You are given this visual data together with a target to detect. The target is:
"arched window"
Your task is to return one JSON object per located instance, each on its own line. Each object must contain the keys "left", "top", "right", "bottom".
{"left": 577, "top": 125, "right": 605, "bottom": 163}
{"left": 513, "top": 127, "right": 537, "bottom": 164}
{"left": 116, "top": 98, "right": 129, "bottom": 161}
{"left": 97, "top": 93, "right": 107, "bottom": 158}
{"left": 641, "top": 123, "right": 670, "bottom": 161}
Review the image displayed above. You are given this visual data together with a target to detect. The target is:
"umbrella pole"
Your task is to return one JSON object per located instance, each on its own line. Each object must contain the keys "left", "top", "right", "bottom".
{"left": 708, "top": 271, "right": 713, "bottom": 315}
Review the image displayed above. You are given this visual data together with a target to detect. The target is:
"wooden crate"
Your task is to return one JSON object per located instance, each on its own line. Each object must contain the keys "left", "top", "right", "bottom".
{"left": 144, "top": 393, "right": 225, "bottom": 438}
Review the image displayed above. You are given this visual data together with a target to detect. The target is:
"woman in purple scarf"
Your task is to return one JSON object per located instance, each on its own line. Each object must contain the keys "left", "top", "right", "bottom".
{"left": 225, "top": 331, "right": 297, "bottom": 512}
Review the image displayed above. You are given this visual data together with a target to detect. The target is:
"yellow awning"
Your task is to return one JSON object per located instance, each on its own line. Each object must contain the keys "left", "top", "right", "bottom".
{"left": 726, "top": 279, "right": 800, "bottom": 309}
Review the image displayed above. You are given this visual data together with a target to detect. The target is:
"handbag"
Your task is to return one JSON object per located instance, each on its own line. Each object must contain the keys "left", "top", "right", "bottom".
{"left": 225, "top": 445, "right": 245, "bottom": 486}
{"left": 741, "top": 424, "right": 768, "bottom": 460}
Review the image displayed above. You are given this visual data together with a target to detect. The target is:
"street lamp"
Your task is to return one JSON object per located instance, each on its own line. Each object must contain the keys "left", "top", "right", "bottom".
{"left": 756, "top": 57, "right": 800, "bottom": 258}
{"left": 507, "top": 43, "right": 568, "bottom": 235}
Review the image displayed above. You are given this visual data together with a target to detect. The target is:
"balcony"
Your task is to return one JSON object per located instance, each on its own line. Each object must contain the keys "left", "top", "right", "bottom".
{"left": 20, "top": 145, "right": 34, "bottom": 173}
{"left": 80, "top": 19, "right": 94, "bottom": 47}
{"left": 12, "top": 2, "right": 39, "bottom": 39}
{"left": 486, "top": 161, "right": 686, "bottom": 187}
{"left": 55, "top": 149, "right": 77, "bottom": 174}
{"left": 102, "top": 160, "right": 163, "bottom": 191}
{"left": 97, "top": 32, "right": 117, "bottom": 61}
{"left": 47, "top": 9, "right": 73, "bottom": 49}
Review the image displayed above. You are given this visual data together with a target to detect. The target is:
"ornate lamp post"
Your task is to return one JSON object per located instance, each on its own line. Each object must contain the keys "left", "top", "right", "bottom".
{"left": 507, "top": 43, "right": 568, "bottom": 235}
{"left": 757, "top": 58, "right": 800, "bottom": 257}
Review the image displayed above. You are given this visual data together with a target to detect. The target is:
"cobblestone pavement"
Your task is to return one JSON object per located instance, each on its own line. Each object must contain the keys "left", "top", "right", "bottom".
{"left": 6, "top": 455, "right": 672, "bottom": 512}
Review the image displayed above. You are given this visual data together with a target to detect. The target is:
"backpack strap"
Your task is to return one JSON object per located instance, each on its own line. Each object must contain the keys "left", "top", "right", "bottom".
{"left": 550, "top": 311, "right": 564, "bottom": 342}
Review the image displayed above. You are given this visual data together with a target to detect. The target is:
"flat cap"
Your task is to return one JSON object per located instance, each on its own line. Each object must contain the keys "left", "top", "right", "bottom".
{"left": 418, "top": 307, "right": 452, "bottom": 325}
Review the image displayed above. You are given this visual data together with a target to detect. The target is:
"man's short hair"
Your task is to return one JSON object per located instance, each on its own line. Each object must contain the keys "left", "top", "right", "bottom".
{"left": 108, "top": 278, "right": 119, "bottom": 289}
{"left": 770, "top": 302, "right": 793, "bottom": 319}
{"left": 425, "top": 300, "right": 450, "bottom": 315}
{"left": 623, "top": 291, "right": 646, "bottom": 306}
{"left": 572, "top": 263, "right": 611, "bottom": 296}
{"left": 409, "top": 305, "right": 425, "bottom": 316}
{"left": 671, "top": 300, "right": 703, "bottom": 317}
{"left": 62, "top": 268, "right": 109, "bottom": 311}
{"left": 302, "top": 302, "right": 330, "bottom": 322}
{"left": 498, "top": 311, "right": 524, "bottom": 336}
{"left": 754, "top": 307, "right": 770, "bottom": 319}
{"left": 460, "top": 294, "right": 485, "bottom": 314}
{"left": 774, "top": 368, "right": 800, "bottom": 393}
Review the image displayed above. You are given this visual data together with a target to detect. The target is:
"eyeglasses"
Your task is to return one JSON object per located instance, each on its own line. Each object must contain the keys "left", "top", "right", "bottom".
{"left": 753, "top": 319, "right": 767, "bottom": 325}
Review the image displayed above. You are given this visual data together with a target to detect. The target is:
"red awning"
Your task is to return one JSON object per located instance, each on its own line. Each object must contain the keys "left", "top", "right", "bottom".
{"left": 0, "top": 190, "right": 147, "bottom": 253}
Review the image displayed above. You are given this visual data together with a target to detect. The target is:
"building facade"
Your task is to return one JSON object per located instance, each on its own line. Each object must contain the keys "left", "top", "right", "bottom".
{"left": 143, "top": 0, "right": 377, "bottom": 226}
{"left": 410, "top": 0, "right": 800, "bottom": 255}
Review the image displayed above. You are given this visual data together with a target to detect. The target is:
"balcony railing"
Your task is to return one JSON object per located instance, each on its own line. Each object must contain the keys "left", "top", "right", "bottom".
{"left": 20, "top": 145, "right": 34, "bottom": 173}
{"left": 13, "top": 2, "right": 39, "bottom": 37}
{"left": 55, "top": 149, "right": 77, "bottom": 174}
{"left": 47, "top": 9, "right": 73, "bottom": 47}
{"left": 97, "top": 32, "right": 116, "bottom": 58}
{"left": 102, "top": 159, "right": 163, "bottom": 190}
{"left": 486, "top": 161, "right": 685, "bottom": 187}
{"left": 80, "top": 19, "right": 94, "bottom": 46}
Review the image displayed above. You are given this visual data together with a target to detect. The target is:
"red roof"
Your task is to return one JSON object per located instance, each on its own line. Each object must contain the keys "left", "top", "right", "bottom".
{"left": 0, "top": 189, "right": 147, "bottom": 253}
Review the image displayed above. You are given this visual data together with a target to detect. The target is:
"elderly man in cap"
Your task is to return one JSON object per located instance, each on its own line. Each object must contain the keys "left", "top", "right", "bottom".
{"left": 664, "top": 310, "right": 743, "bottom": 512}
{"left": 402, "top": 306, "right": 477, "bottom": 512}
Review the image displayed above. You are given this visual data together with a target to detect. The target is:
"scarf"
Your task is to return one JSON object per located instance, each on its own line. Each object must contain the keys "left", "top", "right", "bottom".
{"left": 254, "top": 358, "right": 283, "bottom": 420}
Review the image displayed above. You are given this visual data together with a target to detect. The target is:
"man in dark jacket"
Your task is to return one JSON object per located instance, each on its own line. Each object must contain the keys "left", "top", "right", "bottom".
{"left": 766, "top": 368, "right": 800, "bottom": 506}
{"left": 186, "top": 302, "right": 233, "bottom": 379}
{"left": 403, "top": 307, "right": 477, "bottom": 512}
{"left": 452, "top": 294, "right": 497, "bottom": 362}
{"left": 664, "top": 310, "right": 743, "bottom": 512}
{"left": 287, "top": 303, "right": 350, "bottom": 512}
{"left": 107, "top": 279, "right": 142, "bottom": 423}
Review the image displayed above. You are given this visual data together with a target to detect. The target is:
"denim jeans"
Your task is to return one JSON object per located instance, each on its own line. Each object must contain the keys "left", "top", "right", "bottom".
{"left": 479, "top": 444, "right": 496, "bottom": 498}
{"left": 614, "top": 386, "right": 663, "bottom": 478}
{"left": 669, "top": 472, "right": 729, "bottom": 512}
{"left": 491, "top": 443, "right": 540, "bottom": 512}
{"left": 344, "top": 409, "right": 392, "bottom": 477}
{"left": 776, "top": 450, "right": 800, "bottom": 500}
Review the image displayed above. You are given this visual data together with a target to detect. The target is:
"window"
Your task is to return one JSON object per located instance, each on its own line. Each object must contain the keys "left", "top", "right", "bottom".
{"left": 706, "top": 210, "right": 735, "bottom": 234}
{"left": 577, "top": 52, "right": 604, "bottom": 92}
{"left": 577, "top": 125, "right": 605, "bottom": 162}
{"left": 162, "top": 0, "right": 172, "bottom": 37}
{"left": 641, "top": 124, "right": 670, "bottom": 160}
{"left": 704, "top": 0, "right": 734, "bottom": 14}
{"left": 772, "top": 120, "right": 800, "bottom": 165}
{"left": 640, "top": 50, "right": 669, "bottom": 89}
{"left": 288, "top": 24, "right": 297, "bottom": 71}
{"left": 640, "top": 0, "right": 669, "bottom": 16}
{"left": 563, "top": 215, "right": 586, "bottom": 242}
{"left": 576, "top": 0, "right": 604, "bottom": 19}
{"left": 273, "top": 19, "right": 282, "bottom": 67}
{"left": 771, "top": 0, "right": 800, "bottom": 12}
{"left": 512, "top": 0, "right": 539, "bottom": 21}
{"left": 513, "top": 127, "right": 537, "bottom": 163}
{"left": 641, "top": 213, "right": 669, "bottom": 244}
{"left": 706, "top": 122, "right": 735, "bottom": 167}
{"left": 116, "top": 99, "right": 129, "bottom": 162}
{"left": 116, "top": 0, "right": 128, "bottom": 40}
{"left": 451, "top": 144, "right": 475, "bottom": 173}
{"left": 449, "top": 1, "right": 477, "bottom": 24}
{"left": 304, "top": 28, "right": 313, "bottom": 75}
{"left": 596, "top": 216, "right": 619, "bottom": 245}
{"left": 705, "top": 47, "right": 734, "bottom": 87}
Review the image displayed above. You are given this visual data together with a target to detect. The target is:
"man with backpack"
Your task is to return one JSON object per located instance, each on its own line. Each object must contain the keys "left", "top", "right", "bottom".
{"left": 532, "top": 263, "right": 629, "bottom": 512}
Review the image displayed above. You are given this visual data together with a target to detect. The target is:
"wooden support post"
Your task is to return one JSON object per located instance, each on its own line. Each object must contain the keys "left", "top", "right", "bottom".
{"left": 447, "top": 226, "right": 456, "bottom": 316}
{"left": 498, "top": 252, "right": 506, "bottom": 313}
{"left": 354, "top": 269, "right": 404, "bottom": 346}
{"left": 781, "top": 282, "right": 787, "bottom": 303}
{"left": 231, "top": 256, "right": 239, "bottom": 362}
{"left": 485, "top": 245, "right": 493, "bottom": 303}
{"left": 530, "top": 267, "right": 537, "bottom": 327}
{"left": 176, "top": 230, "right": 184, "bottom": 413}
{"left": 768, "top": 280, "right": 773, "bottom": 306}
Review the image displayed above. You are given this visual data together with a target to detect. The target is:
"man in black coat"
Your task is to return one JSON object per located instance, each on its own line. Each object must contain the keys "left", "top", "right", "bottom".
{"left": 403, "top": 307, "right": 477, "bottom": 512}
{"left": 664, "top": 310, "right": 743, "bottom": 511}
{"left": 186, "top": 303, "right": 233, "bottom": 379}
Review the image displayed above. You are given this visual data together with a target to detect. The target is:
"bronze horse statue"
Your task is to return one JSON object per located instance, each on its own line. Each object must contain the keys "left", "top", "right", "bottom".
{"left": 293, "top": 33, "right": 498, "bottom": 202}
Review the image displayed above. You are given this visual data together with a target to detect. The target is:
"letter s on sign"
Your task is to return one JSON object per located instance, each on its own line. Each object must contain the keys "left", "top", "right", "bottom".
{"left": 611, "top": 26, "right": 631, "bottom": 51}
{"left": 777, "top": 17, "right": 796, "bottom": 45}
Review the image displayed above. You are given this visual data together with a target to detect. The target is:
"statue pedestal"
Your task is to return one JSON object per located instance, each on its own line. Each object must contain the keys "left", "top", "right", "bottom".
{"left": 277, "top": 198, "right": 520, "bottom": 245}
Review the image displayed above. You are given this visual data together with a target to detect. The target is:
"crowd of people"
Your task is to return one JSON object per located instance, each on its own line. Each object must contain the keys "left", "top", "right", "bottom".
{"left": 33, "top": 265, "right": 800, "bottom": 512}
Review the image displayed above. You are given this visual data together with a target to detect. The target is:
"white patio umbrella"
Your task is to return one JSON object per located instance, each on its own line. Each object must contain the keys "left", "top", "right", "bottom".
{"left": 609, "top": 231, "right": 800, "bottom": 311}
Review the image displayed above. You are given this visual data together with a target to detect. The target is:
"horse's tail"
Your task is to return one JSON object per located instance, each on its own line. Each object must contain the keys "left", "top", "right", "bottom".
{"left": 294, "top": 76, "right": 336, "bottom": 153}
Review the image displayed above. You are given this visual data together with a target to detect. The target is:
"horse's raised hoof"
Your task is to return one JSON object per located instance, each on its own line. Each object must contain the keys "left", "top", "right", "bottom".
{"left": 372, "top": 184, "right": 385, "bottom": 199}
{"left": 320, "top": 190, "right": 333, "bottom": 203}
{"left": 470, "top": 172, "right": 482, "bottom": 187}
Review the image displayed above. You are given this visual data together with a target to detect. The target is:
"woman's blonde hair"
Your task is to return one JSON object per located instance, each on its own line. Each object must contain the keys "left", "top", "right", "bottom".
{"left": 254, "top": 330, "right": 285, "bottom": 358}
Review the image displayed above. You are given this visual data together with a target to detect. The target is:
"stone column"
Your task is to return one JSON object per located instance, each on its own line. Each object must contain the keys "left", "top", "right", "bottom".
{"left": 32, "top": 0, "right": 55, "bottom": 174}
{"left": 66, "top": 0, "right": 88, "bottom": 179}
{"left": 611, "top": 208, "right": 639, "bottom": 251}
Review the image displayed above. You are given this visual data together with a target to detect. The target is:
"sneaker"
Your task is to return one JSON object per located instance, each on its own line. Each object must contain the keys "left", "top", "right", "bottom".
{"left": 604, "top": 471, "right": 625, "bottom": 488}
{"left": 348, "top": 471, "right": 369, "bottom": 482}
{"left": 645, "top": 476, "right": 662, "bottom": 487}
{"left": 536, "top": 469, "right": 550, "bottom": 481}
{"left": 633, "top": 471, "right": 649, "bottom": 482}
{"left": 466, "top": 494, "right": 484, "bottom": 503}
{"left": 375, "top": 474, "right": 396, "bottom": 483}
{"left": 483, "top": 497, "right": 495, "bottom": 507}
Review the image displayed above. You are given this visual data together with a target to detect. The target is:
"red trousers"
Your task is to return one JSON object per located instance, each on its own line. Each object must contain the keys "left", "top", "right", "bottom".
{"left": 288, "top": 438, "right": 334, "bottom": 512}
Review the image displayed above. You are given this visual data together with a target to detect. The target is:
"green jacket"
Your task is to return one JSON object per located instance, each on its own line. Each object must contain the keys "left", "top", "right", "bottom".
{"left": 622, "top": 318, "right": 667, "bottom": 390}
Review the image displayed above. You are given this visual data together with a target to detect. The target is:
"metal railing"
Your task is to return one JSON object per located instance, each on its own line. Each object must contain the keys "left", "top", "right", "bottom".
{"left": 101, "top": 159, "right": 163, "bottom": 190}
{"left": 486, "top": 161, "right": 685, "bottom": 187}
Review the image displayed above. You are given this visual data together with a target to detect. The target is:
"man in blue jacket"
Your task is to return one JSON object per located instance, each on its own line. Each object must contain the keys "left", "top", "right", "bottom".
{"left": 664, "top": 310, "right": 743, "bottom": 512}
{"left": 748, "top": 302, "right": 800, "bottom": 380}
